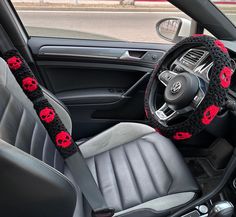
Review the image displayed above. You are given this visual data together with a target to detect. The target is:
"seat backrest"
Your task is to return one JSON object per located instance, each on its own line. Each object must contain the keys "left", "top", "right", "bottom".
{"left": 0, "top": 57, "right": 77, "bottom": 216}
{"left": 0, "top": 57, "right": 71, "bottom": 172}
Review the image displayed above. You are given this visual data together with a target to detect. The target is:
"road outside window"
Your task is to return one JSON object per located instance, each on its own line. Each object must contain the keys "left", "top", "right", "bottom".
{"left": 11, "top": 0, "right": 236, "bottom": 43}
{"left": 11, "top": 0, "right": 191, "bottom": 43}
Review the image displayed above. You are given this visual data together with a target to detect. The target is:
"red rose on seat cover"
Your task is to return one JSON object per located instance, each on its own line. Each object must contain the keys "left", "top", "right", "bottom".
{"left": 173, "top": 132, "right": 192, "bottom": 140}
{"left": 56, "top": 131, "right": 72, "bottom": 148}
{"left": 39, "top": 107, "right": 55, "bottom": 123}
{"left": 219, "top": 67, "right": 232, "bottom": 88}
{"left": 22, "top": 77, "right": 38, "bottom": 92}
{"left": 7, "top": 56, "right": 22, "bottom": 70}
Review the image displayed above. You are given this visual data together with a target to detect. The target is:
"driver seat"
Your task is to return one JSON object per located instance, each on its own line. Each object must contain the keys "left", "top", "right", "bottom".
{"left": 0, "top": 57, "right": 199, "bottom": 217}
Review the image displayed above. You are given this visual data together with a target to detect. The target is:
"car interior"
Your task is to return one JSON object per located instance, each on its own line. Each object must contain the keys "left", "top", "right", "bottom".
{"left": 0, "top": 0, "right": 236, "bottom": 217}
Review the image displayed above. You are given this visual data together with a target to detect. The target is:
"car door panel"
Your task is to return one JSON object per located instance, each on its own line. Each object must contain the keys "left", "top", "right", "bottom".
{"left": 28, "top": 37, "right": 171, "bottom": 139}
{"left": 37, "top": 60, "right": 150, "bottom": 96}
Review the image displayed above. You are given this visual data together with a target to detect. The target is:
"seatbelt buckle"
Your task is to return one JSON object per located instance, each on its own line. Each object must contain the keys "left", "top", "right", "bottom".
{"left": 92, "top": 208, "right": 115, "bottom": 217}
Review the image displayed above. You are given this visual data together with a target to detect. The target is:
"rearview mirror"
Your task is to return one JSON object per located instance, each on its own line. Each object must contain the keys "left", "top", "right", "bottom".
{"left": 156, "top": 18, "right": 191, "bottom": 43}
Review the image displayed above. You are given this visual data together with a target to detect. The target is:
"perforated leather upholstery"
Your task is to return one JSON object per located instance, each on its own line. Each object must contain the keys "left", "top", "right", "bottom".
{"left": 0, "top": 57, "right": 199, "bottom": 217}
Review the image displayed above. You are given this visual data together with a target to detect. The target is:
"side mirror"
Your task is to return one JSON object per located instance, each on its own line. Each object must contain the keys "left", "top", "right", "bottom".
{"left": 156, "top": 18, "right": 191, "bottom": 43}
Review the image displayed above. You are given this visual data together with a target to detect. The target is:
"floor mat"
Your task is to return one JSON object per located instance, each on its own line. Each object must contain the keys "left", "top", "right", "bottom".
{"left": 185, "top": 158, "right": 224, "bottom": 195}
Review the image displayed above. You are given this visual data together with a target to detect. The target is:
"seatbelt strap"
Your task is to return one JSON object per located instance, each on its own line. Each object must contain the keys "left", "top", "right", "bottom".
{"left": 3, "top": 49, "right": 114, "bottom": 217}
{"left": 66, "top": 153, "right": 115, "bottom": 217}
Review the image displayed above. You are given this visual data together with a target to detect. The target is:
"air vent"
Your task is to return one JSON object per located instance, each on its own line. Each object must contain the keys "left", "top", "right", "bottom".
{"left": 181, "top": 49, "right": 205, "bottom": 65}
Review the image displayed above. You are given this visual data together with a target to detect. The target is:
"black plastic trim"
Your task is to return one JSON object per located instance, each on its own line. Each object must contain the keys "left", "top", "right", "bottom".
{"left": 56, "top": 88, "right": 124, "bottom": 105}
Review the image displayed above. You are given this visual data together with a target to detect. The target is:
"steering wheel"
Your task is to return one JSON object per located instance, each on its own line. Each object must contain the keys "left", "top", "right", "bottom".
{"left": 144, "top": 35, "right": 233, "bottom": 140}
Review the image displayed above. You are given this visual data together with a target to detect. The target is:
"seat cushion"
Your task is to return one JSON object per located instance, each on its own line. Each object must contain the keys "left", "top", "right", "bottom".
{"left": 77, "top": 124, "right": 199, "bottom": 217}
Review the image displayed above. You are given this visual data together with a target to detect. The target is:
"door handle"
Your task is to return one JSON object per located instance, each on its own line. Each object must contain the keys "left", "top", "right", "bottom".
{"left": 120, "top": 50, "right": 146, "bottom": 61}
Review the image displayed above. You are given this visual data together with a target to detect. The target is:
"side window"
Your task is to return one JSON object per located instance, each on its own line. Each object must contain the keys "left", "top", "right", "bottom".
{"left": 11, "top": 0, "right": 191, "bottom": 44}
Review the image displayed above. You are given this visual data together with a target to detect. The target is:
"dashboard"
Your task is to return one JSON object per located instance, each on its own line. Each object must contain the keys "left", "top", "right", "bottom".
{"left": 170, "top": 48, "right": 213, "bottom": 82}
{"left": 169, "top": 46, "right": 236, "bottom": 92}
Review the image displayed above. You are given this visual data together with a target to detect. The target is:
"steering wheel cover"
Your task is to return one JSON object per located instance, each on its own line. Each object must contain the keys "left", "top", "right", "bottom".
{"left": 144, "top": 35, "right": 232, "bottom": 140}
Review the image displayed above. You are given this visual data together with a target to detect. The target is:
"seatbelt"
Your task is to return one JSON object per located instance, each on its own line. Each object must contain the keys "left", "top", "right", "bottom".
{"left": 3, "top": 50, "right": 115, "bottom": 217}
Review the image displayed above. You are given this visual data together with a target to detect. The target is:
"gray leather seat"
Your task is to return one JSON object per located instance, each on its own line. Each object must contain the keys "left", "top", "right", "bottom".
{"left": 0, "top": 57, "right": 199, "bottom": 217}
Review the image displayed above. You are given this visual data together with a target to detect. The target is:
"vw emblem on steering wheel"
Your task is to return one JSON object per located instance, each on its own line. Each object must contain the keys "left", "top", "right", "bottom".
{"left": 171, "top": 81, "right": 182, "bottom": 94}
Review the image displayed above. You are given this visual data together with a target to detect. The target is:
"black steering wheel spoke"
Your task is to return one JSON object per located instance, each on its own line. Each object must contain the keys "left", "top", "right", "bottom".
{"left": 155, "top": 103, "right": 178, "bottom": 124}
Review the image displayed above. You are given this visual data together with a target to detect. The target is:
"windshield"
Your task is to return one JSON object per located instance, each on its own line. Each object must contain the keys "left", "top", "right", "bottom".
{"left": 211, "top": 0, "right": 236, "bottom": 26}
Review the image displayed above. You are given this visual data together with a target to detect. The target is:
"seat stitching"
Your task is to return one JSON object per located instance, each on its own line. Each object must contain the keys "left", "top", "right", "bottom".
{"left": 93, "top": 156, "right": 101, "bottom": 191}
{"left": 108, "top": 150, "right": 124, "bottom": 210}
{"left": 42, "top": 133, "right": 48, "bottom": 162}
{"left": 54, "top": 149, "right": 64, "bottom": 173}
{"left": 150, "top": 139, "right": 173, "bottom": 194}
{"left": 53, "top": 147, "right": 58, "bottom": 169}
{"left": 122, "top": 144, "right": 143, "bottom": 203}
{"left": 136, "top": 140, "right": 160, "bottom": 195}
{"left": 0, "top": 95, "right": 12, "bottom": 126}
{"left": 29, "top": 122, "right": 38, "bottom": 155}
{"left": 14, "top": 108, "right": 25, "bottom": 148}
{"left": 141, "top": 138, "right": 173, "bottom": 194}
{"left": 3, "top": 59, "right": 7, "bottom": 87}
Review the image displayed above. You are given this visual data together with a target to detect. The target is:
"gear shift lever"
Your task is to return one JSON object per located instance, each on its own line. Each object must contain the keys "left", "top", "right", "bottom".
{"left": 209, "top": 201, "right": 234, "bottom": 217}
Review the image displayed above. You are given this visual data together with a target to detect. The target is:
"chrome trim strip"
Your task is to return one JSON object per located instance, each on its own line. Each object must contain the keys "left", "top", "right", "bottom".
{"left": 39, "top": 46, "right": 165, "bottom": 61}
{"left": 40, "top": 52, "right": 118, "bottom": 60}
